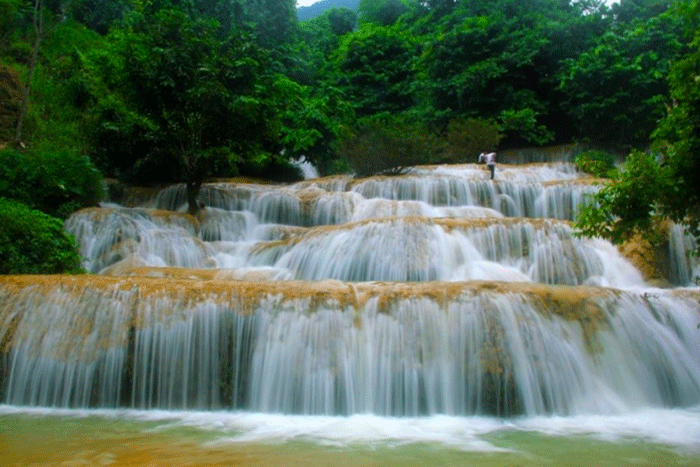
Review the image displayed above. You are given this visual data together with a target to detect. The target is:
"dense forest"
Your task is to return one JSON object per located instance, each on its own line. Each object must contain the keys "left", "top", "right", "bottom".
{"left": 0, "top": 0, "right": 699, "bottom": 272}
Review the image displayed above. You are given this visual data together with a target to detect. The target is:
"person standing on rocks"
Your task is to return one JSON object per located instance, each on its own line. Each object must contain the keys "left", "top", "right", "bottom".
{"left": 479, "top": 151, "right": 497, "bottom": 179}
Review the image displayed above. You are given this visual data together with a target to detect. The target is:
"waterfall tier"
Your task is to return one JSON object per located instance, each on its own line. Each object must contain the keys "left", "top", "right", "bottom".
{"left": 2, "top": 275, "right": 699, "bottom": 416}
{"left": 3, "top": 159, "right": 700, "bottom": 435}
{"left": 65, "top": 207, "right": 646, "bottom": 287}
{"left": 142, "top": 163, "right": 600, "bottom": 224}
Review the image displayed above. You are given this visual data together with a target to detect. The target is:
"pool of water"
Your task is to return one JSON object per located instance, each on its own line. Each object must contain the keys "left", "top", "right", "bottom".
{"left": 2, "top": 406, "right": 700, "bottom": 466}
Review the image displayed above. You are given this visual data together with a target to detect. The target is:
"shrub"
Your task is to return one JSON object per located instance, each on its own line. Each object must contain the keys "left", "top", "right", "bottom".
{"left": 574, "top": 149, "right": 617, "bottom": 178}
{"left": 574, "top": 150, "right": 673, "bottom": 244}
{"left": 0, "top": 198, "right": 83, "bottom": 274}
{"left": 338, "top": 117, "right": 439, "bottom": 177}
{"left": 442, "top": 118, "right": 503, "bottom": 164}
{"left": 0, "top": 147, "right": 103, "bottom": 219}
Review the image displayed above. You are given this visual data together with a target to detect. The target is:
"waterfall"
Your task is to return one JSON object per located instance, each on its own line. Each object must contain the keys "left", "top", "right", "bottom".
{"left": 1, "top": 161, "right": 699, "bottom": 418}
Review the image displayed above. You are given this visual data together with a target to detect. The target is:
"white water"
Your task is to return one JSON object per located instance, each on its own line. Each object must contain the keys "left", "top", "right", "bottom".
{"left": 2, "top": 404, "right": 700, "bottom": 454}
{"left": 2, "top": 161, "right": 700, "bottom": 462}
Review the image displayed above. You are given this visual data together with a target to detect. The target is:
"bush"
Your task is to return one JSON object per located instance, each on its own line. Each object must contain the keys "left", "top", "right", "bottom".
{"left": 574, "top": 149, "right": 617, "bottom": 178}
{"left": 0, "top": 198, "right": 84, "bottom": 274}
{"left": 338, "top": 117, "right": 439, "bottom": 177}
{"left": 574, "top": 150, "right": 673, "bottom": 244}
{"left": 0, "top": 147, "right": 103, "bottom": 219}
{"left": 442, "top": 118, "right": 503, "bottom": 164}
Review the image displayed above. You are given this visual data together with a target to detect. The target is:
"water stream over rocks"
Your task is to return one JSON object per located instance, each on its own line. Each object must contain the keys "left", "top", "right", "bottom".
{"left": 1, "top": 161, "right": 699, "bottom": 465}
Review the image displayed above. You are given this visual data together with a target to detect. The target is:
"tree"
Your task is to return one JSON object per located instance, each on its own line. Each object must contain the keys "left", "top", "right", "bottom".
{"left": 330, "top": 24, "right": 418, "bottom": 118}
{"left": 85, "top": 8, "right": 293, "bottom": 214}
{"left": 359, "top": 0, "right": 408, "bottom": 26}
{"left": 419, "top": 11, "right": 552, "bottom": 145}
{"left": 574, "top": 1, "right": 700, "bottom": 250}
{"left": 650, "top": 11, "right": 700, "bottom": 232}
{"left": 558, "top": 9, "right": 687, "bottom": 150}
{"left": 338, "top": 115, "right": 438, "bottom": 176}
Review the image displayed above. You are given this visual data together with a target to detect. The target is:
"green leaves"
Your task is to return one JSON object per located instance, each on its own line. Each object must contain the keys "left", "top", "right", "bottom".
{"left": 331, "top": 24, "right": 418, "bottom": 118}
{"left": 557, "top": 11, "right": 687, "bottom": 149}
{"left": 574, "top": 150, "right": 617, "bottom": 178}
{"left": 338, "top": 115, "right": 438, "bottom": 177}
{"left": 0, "top": 147, "right": 103, "bottom": 219}
{"left": 574, "top": 151, "right": 672, "bottom": 244}
{"left": 0, "top": 198, "right": 84, "bottom": 274}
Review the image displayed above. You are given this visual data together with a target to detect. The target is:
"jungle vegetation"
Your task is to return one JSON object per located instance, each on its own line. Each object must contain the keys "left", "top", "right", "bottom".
{"left": 0, "top": 0, "right": 699, "bottom": 271}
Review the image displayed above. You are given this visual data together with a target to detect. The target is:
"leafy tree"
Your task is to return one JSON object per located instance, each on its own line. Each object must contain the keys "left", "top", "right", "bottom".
{"left": 359, "top": 0, "right": 408, "bottom": 26}
{"left": 0, "top": 147, "right": 103, "bottom": 219}
{"left": 67, "top": 0, "right": 131, "bottom": 34}
{"left": 328, "top": 7, "right": 358, "bottom": 35}
{"left": 558, "top": 9, "right": 687, "bottom": 150}
{"left": 338, "top": 116, "right": 438, "bottom": 176}
{"left": 419, "top": 11, "right": 552, "bottom": 145}
{"left": 296, "top": 7, "right": 357, "bottom": 85}
{"left": 574, "top": 1, "right": 700, "bottom": 250}
{"left": 0, "top": 65, "right": 22, "bottom": 144}
{"left": 574, "top": 150, "right": 671, "bottom": 244}
{"left": 14, "top": 0, "right": 49, "bottom": 146}
{"left": 610, "top": 0, "right": 670, "bottom": 24}
{"left": 0, "top": 0, "right": 22, "bottom": 40}
{"left": 574, "top": 149, "right": 617, "bottom": 178}
{"left": 331, "top": 24, "right": 418, "bottom": 118}
{"left": 225, "top": 0, "right": 298, "bottom": 50}
{"left": 650, "top": 12, "right": 700, "bottom": 233}
{"left": 83, "top": 8, "right": 298, "bottom": 214}
{"left": 442, "top": 117, "right": 502, "bottom": 164}
{"left": 21, "top": 20, "right": 101, "bottom": 153}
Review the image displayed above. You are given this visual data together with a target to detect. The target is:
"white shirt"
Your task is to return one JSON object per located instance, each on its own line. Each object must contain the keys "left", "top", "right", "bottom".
{"left": 479, "top": 152, "right": 496, "bottom": 166}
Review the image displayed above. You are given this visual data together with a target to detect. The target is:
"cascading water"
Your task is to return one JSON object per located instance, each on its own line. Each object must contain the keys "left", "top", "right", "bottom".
{"left": 1, "top": 161, "right": 699, "bottom": 465}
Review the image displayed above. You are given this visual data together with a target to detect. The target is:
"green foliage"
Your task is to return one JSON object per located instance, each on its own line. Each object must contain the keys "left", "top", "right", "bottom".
{"left": 0, "top": 147, "right": 103, "bottom": 219}
{"left": 497, "top": 108, "right": 554, "bottom": 147}
{"left": 328, "top": 7, "right": 358, "bottom": 35}
{"left": 74, "top": 5, "right": 347, "bottom": 210}
{"left": 359, "top": 0, "right": 408, "bottom": 26}
{"left": 574, "top": 1, "right": 700, "bottom": 251}
{"left": 277, "top": 80, "right": 354, "bottom": 176}
{"left": 296, "top": 8, "right": 358, "bottom": 86}
{"left": 67, "top": 0, "right": 131, "bottom": 35}
{"left": 21, "top": 21, "right": 101, "bottom": 154}
{"left": 338, "top": 116, "right": 438, "bottom": 176}
{"left": 574, "top": 150, "right": 672, "bottom": 244}
{"left": 3, "top": 0, "right": 694, "bottom": 190}
{"left": 651, "top": 30, "right": 700, "bottom": 224}
{"left": 442, "top": 118, "right": 502, "bottom": 163}
{"left": 557, "top": 11, "right": 686, "bottom": 149}
{"left": 0, "top": 64, "right": 21, "bottom": 143}
{"left": 0, "top": 0, "right": 22, "bottom": 34}
{"left": 331, "top": 24, "right": 418, "bottom": 118}
{"left": 417, "top": 9, "right": 553, "bottom": 144}
{"left": 82, "top": 9, "right": 279, "bottom": 202}
{"left": 0, "top": 197, "right": 84, "bottom": 274}
{"left": 574, "top": 150, "right": 617, "bottom": 178}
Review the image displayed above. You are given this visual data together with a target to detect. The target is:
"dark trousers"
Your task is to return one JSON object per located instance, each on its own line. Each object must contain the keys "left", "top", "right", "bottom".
{"left": 488, "top": 164, "right": 495, "bottom": 179}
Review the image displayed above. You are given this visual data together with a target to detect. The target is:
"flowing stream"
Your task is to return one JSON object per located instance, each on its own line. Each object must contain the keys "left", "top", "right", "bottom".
{"left": 1, "top": 161, "right": 699, "bottom": 466}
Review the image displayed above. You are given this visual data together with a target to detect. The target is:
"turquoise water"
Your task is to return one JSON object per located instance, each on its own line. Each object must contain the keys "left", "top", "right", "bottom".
{"left": 2, "top": 406, "right": 700, "bottom": 466}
